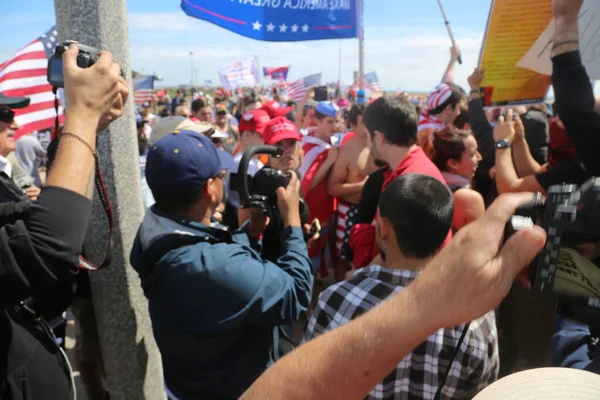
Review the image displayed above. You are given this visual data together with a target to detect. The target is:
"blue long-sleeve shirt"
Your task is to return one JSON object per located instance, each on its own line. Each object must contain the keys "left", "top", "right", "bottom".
{"left": 130, "top": 207, "right": 313, "bottom": 399}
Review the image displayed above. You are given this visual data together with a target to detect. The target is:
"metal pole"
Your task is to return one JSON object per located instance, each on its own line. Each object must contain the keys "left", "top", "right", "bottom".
{"left": 436, "top": 0, "right": 462, "bottom": 64}
{"left": 189, "top": 51, "right": 194, "bottom": 86}
{"left": 358, "top": 0, "right": 365, "bottom": 90}
{"left": 338, "top": 40, "right": 342, "bottom": 87}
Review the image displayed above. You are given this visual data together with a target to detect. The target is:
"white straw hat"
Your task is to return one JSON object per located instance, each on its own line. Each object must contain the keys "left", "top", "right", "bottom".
{"left": 474, "top": 368, "right": 600, "bottom": 400}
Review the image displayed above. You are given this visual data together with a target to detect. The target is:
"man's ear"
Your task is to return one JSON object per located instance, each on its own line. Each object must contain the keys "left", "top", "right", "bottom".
{"left": 378, "top": 216, "right": 392, "bottom": 241}
{"left": 203, "top": 179, "right": 214, "bottom": 200}
{"left": 374, "top": 130, "right": 385, "bottom": 144}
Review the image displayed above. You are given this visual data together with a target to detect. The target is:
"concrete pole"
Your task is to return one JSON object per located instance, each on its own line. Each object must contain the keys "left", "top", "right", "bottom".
{"left": 53, "top": 1, "right": 165, "bottom": 399}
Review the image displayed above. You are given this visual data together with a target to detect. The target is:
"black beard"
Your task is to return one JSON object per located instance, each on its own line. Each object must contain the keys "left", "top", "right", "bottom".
{"left": 374, "top": 158, "right": 388, "bottom": 167}
{"left": 378, "top": 246, "right": 387, "bottom": 262}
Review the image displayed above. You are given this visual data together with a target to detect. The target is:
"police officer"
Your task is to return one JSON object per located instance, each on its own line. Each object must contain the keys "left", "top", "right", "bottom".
{"left": 130, "top": 130, "right": 313, "bottom": 400}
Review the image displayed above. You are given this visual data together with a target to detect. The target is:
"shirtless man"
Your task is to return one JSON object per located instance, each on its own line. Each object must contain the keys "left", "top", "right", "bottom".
{"left": 328, "top": 104, "right": 373, "bottom": 281}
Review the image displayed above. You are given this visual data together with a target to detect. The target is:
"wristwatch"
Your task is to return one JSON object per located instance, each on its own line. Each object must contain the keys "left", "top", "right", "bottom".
{"left": 495, "top": 139, "right": 512, "bottom": 149}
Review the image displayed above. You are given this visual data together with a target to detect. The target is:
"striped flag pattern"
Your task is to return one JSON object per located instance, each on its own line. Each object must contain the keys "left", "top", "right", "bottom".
{"left": 133, "top": 76, "right": 154, "bottom": 104}
{"left": 350, "top": 72, "right": 382, "bottom": 94}
{"left": 0, "top": 26, "right": 64, "bottom": 138}
{"left": 288, "top": 73, "right": 322, "bottom": 102}
{"left": 364, "top": 72, "right": 382, "bottom": 92}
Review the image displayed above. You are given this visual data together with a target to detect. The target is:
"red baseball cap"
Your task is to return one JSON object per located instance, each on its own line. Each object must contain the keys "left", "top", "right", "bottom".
{"left": 263, "top": 117, "right": 302, "bottom": 145}
{"left": 239, "top": 109, "right": 270, "bottom": 135}
{"left": 260, "top": 100, "right": 293, "bottom": 118}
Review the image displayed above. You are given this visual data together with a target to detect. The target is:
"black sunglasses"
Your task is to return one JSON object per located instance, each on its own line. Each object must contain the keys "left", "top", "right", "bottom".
{"left": 0, "top": 108, "right": 15, "bottom": 123}
{"left": 216, "top": 111, "right": 227, "bottom": 116}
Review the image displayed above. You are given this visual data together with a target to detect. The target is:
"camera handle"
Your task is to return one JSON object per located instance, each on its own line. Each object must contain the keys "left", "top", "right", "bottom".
{"left": 238, "top": 145, "right": 283, "bottom": 209}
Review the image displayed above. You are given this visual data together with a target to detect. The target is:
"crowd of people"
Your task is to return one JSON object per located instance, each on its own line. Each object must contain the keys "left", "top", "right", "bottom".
{"left": 1, "top": 0, "right": 599, "bottom": 399}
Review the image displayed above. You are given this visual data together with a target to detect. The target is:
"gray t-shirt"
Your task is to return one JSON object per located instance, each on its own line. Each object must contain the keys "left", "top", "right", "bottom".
{"left": 15, "top": 135, "right": 45, "bottom": 187}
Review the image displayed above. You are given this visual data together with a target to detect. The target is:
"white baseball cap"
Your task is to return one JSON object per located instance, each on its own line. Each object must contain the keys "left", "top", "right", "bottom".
{"left": 150, "top": 116, "right": 214, "bottom": 144}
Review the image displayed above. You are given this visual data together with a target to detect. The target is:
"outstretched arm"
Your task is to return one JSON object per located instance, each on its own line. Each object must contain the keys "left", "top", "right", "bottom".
{"left": 241, "top": 193, "right": 546, "bottom": 400}
{"left": 442, "top": 46, "right": 461, "bottom": 84}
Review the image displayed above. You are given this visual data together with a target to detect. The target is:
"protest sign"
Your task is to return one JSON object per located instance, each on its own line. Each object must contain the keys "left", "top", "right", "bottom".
{"left": 181, "top": 0, "right": 359, "bottom": 42}
{"left": 478, "top": 0, "right": 553, "bottom": 107}
{"left": 219, "top": 57, "right": 261, "bottom": 90}
{"left": 518, "top": 0, "right": 600, "bottom": 80}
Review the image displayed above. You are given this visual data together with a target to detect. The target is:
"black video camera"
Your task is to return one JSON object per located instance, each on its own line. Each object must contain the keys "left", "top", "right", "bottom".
{"left": 47, "top": 40, "right": 123, "bottom": 88}
{"left": 508, "top": 177, "right": 600, "bottom": 326}
{"left": 235, "top": 146, "right": 291, "bottom": 212}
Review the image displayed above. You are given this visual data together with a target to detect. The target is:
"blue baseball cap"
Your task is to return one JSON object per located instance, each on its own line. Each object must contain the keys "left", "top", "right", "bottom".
{"left": 316, "top": 101, "right": 338, "bottom": 118}
{"left": 146, "top": 130, "right": 234, "bottom": 196}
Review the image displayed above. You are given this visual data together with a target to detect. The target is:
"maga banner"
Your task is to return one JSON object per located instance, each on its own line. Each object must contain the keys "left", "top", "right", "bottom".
{"left": 478, "top": 0, "right": 553, "bottom": 107}
{"left": 181, "top": 0, "right": 359, "bottom": 42}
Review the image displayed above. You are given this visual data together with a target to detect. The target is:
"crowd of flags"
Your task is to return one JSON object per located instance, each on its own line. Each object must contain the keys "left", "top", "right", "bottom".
{"left": 2, "top": 25, "right": 385, "bottom": 138}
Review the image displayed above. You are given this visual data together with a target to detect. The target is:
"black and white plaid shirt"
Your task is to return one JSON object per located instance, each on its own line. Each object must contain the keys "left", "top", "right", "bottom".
{"left": 304, "top": 265, "right": 499, "bottom": 399}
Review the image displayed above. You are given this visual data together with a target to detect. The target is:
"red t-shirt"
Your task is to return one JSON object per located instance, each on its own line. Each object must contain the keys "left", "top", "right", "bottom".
{"left": 340, "top": 131, "right": 355, "bottom": 146}
{"left": 351, "top": 147, "right": 452, "bottom": 269}
{"left": 384, "top": 147, "right": 447, "bottom": 188}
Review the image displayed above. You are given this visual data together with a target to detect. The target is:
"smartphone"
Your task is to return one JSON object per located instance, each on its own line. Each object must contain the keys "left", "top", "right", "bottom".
{"left": 314, "top": 86, "right": 328, "bottom": 102}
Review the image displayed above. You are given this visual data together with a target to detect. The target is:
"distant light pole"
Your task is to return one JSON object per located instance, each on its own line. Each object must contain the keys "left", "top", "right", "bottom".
{"left": 189, "top": 51, "right": 194, "bottom": 87}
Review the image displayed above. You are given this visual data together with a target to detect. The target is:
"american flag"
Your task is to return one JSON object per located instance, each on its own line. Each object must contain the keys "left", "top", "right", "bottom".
{"left": 0, "top": 26, "right": 64, "bottom": 138}
{"left": 364, "top": 72, "right": 382, "bottom": 92}
{"left": 288, "top": 73, "right": 322, "bottom": 102}
{"left": 133, "top": 76, "right": 154, "bottom": 104}
{"left": 350, "top": 72, "right": 382, "bottom": 94}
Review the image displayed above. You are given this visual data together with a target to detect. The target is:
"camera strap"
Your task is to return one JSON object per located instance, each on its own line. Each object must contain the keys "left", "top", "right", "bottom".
{"left": 52, "top": 88, "right": 114, "bottom": 271}
{"left": 433, "top": 322, "right": 470, "bottom": 400}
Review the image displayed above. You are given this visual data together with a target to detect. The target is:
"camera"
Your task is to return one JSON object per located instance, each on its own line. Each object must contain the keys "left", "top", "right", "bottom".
{"left": 507, "top": 177, "right": 600, "bottom": 325}
{"left": 233, "top": 145, "right": 308, "bottom": 219}
{"left": 252, "top": 167, "right": 292, "bottom": 207}
{"left": 47, "top": 40, "right": 123, "bottom": 88}
{"left": 234, "top": 145, "right": 292, "bottom": 212}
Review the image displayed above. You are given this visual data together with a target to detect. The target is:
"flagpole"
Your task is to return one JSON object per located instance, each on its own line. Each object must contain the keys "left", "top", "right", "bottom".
{"left": 189, "top": 51, "right": 194, "bottom": 86}
{"left": 436, "top": 0, "right": 462, "bottom": 64}
{"left": 338, "top": 40, "right": 342, "bottom": 87}
{"left": 358, "top": 0, "right": 365, "bottom": 91}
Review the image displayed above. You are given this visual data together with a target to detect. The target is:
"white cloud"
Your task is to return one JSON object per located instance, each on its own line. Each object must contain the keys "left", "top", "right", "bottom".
{"left": 128, "top": 12, "right": 211, "bottom": 32}
{"left": 128, "top": 15, "right": 484, "bottom": 91}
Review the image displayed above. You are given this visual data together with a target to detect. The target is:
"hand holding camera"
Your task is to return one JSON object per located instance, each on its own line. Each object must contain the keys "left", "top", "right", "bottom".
{"left": 276, "top": 171, "right": 301, "bottom": 228}
{"left": 493, "top": 108, "right": 516, "bottom": 143}
{"left": 62, "top": 44, "right": 128, "bottom": 126}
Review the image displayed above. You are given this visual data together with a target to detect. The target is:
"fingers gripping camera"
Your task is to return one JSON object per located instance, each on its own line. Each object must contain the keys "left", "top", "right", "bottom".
{"left": 47, "top": 40, "right": 124, "bottom": 88}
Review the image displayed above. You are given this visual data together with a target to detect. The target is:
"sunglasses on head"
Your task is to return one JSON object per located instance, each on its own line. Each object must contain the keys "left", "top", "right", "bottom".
{"left": 0, "top": 108, "right": 15, "bottom": 123}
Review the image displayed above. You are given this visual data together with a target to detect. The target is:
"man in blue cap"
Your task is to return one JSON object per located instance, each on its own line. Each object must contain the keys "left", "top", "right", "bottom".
{"left": 129, "top": 130, "right": 313, "bottom": 400}
{"left": 298, "top": 101, "right": 340, "bottom": 276}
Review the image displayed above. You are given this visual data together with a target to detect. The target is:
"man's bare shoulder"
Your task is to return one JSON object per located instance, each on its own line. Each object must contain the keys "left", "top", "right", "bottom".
{"left": 340, "top": 136, "right": 367, "bottom": 156}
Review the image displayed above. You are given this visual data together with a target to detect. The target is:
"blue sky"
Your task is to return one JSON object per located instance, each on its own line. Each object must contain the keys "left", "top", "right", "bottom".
{"left": 1, "top": 0, "right": 493, "bottom": 91}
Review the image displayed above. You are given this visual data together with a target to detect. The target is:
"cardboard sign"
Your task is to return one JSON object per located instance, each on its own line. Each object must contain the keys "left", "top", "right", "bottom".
{"left": 478, "top": 0, "right": 553, "bottom": 106}
{"left": 518, "top": 0, "right": 600, "bottom": 80}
